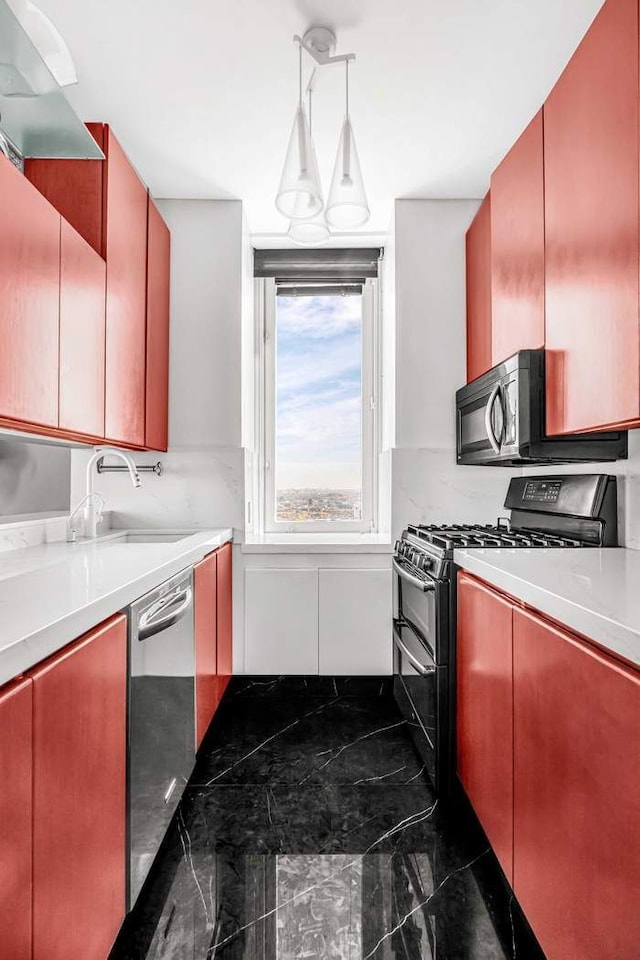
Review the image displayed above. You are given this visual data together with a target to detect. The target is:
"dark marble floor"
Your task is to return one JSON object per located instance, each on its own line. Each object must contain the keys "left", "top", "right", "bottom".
{"left": 110, "top": 677, "right": 545, "bottom": 960}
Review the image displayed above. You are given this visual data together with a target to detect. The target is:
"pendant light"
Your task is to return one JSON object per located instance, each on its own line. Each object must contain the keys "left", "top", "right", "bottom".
{"left": 288, "top": 77, "right": 330, "bottom": 246}
{"left": 325, "top": 59, "right": 370, "bottom": 230}
{"left": 275, "top": 41, "right": 324, "bottom": 220}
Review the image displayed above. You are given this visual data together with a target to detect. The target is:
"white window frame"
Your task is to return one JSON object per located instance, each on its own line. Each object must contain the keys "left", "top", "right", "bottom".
{"left": 256, "top": 277, "right": 379, "bottom": 534}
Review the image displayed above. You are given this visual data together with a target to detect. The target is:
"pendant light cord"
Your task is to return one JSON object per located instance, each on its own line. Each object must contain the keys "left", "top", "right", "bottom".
{"left": 345, "top": 58, "right": 350, "bottom": 117}
{"left": 298, "top": 40, "right": 303, "bottom": 105}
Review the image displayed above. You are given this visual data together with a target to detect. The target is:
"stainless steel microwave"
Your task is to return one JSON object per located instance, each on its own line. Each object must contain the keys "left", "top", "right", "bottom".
{"left": 456, "top": 350, "right": 628, "bottom": 466}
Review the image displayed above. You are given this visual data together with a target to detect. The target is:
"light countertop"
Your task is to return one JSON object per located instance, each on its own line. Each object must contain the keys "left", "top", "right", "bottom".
{"left": 242, "top": 532, "right": 394, "bottom": 553}
{"left": 0, "top": 528, "right": 233, "bottom": 687}
{"left": 454, "top": 547, "right": 640, "bottom": 669}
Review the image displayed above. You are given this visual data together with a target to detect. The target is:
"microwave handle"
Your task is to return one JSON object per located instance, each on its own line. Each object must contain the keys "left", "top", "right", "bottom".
{"left": 484, "top": 384, "right": 502, "bottom": 454}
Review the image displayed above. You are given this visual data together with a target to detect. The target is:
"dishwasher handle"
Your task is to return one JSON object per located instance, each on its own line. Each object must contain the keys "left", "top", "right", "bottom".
{"left": 138, "top": 586, "right": 193, "bottom": 641}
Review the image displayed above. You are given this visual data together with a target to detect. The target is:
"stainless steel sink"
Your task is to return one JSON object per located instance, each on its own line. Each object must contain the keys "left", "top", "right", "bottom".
{"left": 99, "top": 532, "right": 193, "bottom": 545}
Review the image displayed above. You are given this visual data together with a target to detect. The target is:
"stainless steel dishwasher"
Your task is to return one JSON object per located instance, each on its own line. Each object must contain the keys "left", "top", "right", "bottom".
{"left": 127, "top": 568, "right": 195, "bottom": 908}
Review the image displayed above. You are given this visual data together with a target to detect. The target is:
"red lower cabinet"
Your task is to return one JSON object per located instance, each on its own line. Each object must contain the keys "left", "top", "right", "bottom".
{"left": 513, "top": 607, "right": 640, "bottom": 959}
{"left": 216, "top": 542, "right": 233, "bottom": 694}
{"left": 0, "top": 678, "right": 33, "bottom": 960}
{"left": 30, "top": 615, "right": 127, "bottom": 960}
{"left": 195, "top": 550, "right": 219, "bottom": 748}
{"left": 457, "top": 572, "right": 514, "bottom": 882}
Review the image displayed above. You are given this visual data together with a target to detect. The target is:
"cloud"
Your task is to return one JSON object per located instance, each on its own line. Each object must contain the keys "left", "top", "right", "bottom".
{"left": 274, "top": 294, "right": 364, "bottom": 489}
{"left": 277, "top": 294, "right": 362, "bottom": 341}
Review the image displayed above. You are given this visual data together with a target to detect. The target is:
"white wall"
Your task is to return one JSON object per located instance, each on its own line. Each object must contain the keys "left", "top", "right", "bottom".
{"left": 391, "top": 199, "right": 518, "bottom": 537}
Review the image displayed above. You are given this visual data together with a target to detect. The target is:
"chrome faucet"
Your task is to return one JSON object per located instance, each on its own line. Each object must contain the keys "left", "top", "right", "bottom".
{"left": 75, "top": 446, "right": 142, "bottom": 539}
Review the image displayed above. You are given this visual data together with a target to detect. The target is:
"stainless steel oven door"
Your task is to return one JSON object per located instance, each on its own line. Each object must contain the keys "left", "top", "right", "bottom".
{"left": 393, "top": 619, "right": 448, "bottom": 792}
{"left": 393, "top": 557, "right": 438, "bottom": 660}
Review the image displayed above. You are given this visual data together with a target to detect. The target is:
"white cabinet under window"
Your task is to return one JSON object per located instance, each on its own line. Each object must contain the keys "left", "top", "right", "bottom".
{"left": 244, "top": 566, "right": 391, "bottom": 675}
{"left": 319, "top": 569, "right": 391, "bottom": 675}
{"left": 245, "top": 568, "right": 319, "bottom": 674}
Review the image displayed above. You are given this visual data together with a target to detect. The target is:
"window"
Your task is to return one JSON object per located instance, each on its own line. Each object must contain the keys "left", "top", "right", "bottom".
{"left": 259, "top": 276, "right": 378, "bottom": 533}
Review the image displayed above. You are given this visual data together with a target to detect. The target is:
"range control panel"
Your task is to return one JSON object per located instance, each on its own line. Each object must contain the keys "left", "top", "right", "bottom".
{"left": 523, "top": 479, "right": 562, "bottom": 504}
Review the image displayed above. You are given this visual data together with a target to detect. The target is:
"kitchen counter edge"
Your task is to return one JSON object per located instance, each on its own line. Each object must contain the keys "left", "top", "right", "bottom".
{"left": 454, "top": 547, "right": 640, "bottom": 670}
{"left": 0, "top": 529, "right": 233, "bottom": 687}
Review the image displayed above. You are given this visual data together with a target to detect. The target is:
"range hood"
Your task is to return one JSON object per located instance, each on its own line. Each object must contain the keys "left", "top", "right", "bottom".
{"left": 0, "top": 0, "right": 103, "bottom": 159}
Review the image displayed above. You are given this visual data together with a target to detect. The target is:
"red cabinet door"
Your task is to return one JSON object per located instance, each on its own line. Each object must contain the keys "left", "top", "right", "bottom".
{"left": 104, "top": 127, "right": 148, "bottom": 447}
{"left": 513, "top": 607, "right": 640, "bottom": 959}
{"left": 31, "top": 615, "right": 127, "bottom": 960}
{"left": 24, "top": 122, "right": 106, "bottom": 256}
{"left": 0, "top": 154, "right": 60, "bottom": 428}
{"left": 457, "top": 572, "right": 514, "bottom": 882}
{"left": 59, "top": 219, "right": 106, "bottom": 438}
{"left": 544, "top": 0, "right": 640, "bottom": 434}
{"left": 490, "top": 110, "right": 545, "bottom": 365}
{"left": 216, "top": 542, "right": 233, "bottom": 694}
{"left": 465, "top": 194, "right": 492, "bottom": 382}
{"left": 145, "top": 198, "right": 171, "bottom": 451}
{"left": 194, "top": 551, "right": 218, "bottom": 748}
{"left": 0, "top": 678, "right": 33, "bottom": 960}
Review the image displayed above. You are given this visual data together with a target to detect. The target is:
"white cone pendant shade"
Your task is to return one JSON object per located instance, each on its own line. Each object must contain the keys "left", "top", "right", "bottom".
{"left": 288, "top": 211, "right": 330, "bottom": 246}
{"left": 275, "top": 103, "right": 324, "bottom": 220}
{"left": 325, "top": 115, "right": 370, "bottom": 230}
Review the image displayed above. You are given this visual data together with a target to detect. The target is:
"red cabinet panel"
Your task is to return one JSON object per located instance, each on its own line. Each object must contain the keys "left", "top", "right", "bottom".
{"left": 59, "top": 219, "right": 106, "bottom": 438}
{"left": 24, "top": 122, "right": 106, "bottom": 256}
{"left": 217, "top": 542, "right": 233, "bottom": 692}
{"left": 0, "top": 154, "right": 60, "bottom": 428}
{"left": 491, "top": 111, "right": 545, "bottom": 365}
{"left": 465, "top": 194, "right": 492, "bottom": 383}
{"left": 146, "top": 198, "right": 171, "bottom": 451}
{"left": 31, "top": 615, "right": 127, "bottom": 960}
{"left": 544, "top": 0, "right": 640, "bottom": 433}
{"left": 104, "top": 128, "right": 149, "bottom": 447}
{"left": 194, "top": 551, "right": 218, "bottom": 748}
{"left": 0, "top": 678, "right": 32, "bottom": 960}
{"left": 456, "top": 572, "right": 514, "bottom": 882}
{"left": 513, "top": 607, "right": 640, "bottom": 959}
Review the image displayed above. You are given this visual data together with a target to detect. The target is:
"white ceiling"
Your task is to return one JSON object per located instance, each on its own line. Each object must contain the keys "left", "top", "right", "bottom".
{"left": 38, "top": 0, "right": 604, "bottom": 240}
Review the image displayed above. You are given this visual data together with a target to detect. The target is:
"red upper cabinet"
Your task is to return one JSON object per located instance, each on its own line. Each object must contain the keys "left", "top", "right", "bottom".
{"left": 544, "top": 0, "right": 640, "bottom": 434}
{"left": 216, "top": 542, "right": 233, "bottom": 689}
{"left": 30, "top": 615, "right": 127, "bottom": 960}
{"left": 490, "top": 110, "right": 545, "bottom": 365}
{"left": 26, "top": 123, "right": 150, "bottom": 448}
{"left": 513, "top": 607, "right": 640, "bottom": 960}
{"left": 103, "top": 128, "right": 149, "bottom": 447}
{"left": 0, "top": 678, "right": 33, "bottom": 960}
{"left": 0, "top": 154, "right": 60, "bottom": 429}
{"left": 194, "top": 551, "right": 219, "bottom": 749}
{"left": 59, "top": 219, "right": 106, "bottom": 438}
{"left": 146, "top": 198, "right": 171, "bottom": 451}
{"left": 457, "top": 572, "right": 514, "bottom": 882}
{"left": 465, "top": 194, "right": 492, "bottom": 383}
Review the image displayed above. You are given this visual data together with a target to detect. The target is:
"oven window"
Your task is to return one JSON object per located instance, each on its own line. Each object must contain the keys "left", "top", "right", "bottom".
{"left": 397, "top": 576, "right": 437, "bottom": 654}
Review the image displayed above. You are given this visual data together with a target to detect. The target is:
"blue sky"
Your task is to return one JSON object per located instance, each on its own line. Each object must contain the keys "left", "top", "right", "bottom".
{"left": 276, "top": 294, "right": 362, "bottom": 490}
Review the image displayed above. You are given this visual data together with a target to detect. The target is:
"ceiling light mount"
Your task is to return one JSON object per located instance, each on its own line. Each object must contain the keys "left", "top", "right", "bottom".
{"left": 295, "top": 26, "right": 355, "bottom": 66}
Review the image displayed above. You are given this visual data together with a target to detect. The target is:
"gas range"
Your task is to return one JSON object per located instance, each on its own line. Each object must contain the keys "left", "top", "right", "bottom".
{"left": 392, "top": 474, "right": 619, "bottom": 795}
{"left": 395, "top": 474, "right": 619, "bottom": 583}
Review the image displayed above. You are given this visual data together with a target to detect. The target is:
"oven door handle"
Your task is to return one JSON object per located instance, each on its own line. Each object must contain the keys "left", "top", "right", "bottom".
{"left": 393, "top": 623, "right": 435, "bottom": 676}
{"left": 392, "top": 558, "right": 435, "bottom": 593}
{"left": 484, "top": 383, "right": 503, "bottom": 455}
